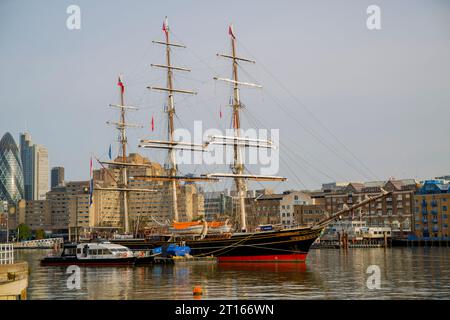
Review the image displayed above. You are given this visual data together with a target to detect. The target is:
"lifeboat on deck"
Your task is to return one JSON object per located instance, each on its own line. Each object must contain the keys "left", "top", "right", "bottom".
{"left": 169, "top": 219, "right": 232, "bottom": 236}
{"left": 169, "top": 221, "right": 206, "bottom": 236}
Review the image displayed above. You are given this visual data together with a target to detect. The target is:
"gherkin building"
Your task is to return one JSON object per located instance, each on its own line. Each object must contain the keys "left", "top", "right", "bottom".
{"left": 0, "top": 132, "right": 24, "bottom": 204}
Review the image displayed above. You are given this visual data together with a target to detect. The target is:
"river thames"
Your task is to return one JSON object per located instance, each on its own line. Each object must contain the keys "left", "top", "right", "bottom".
{"left": 17, "top": 247, "right": 450, "bottom": 300}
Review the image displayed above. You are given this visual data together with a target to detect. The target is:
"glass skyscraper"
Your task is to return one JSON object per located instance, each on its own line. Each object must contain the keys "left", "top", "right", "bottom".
{"left": 20, "top": 132, "right": 34, "bottom": 200}
{"left": 0, "top": 133, "right": 25, "bottom": 204}
{"left": 19, "top": 132, "right": 49, "bottom": 200}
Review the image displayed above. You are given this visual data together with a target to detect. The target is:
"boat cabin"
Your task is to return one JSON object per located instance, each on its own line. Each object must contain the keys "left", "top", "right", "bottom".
{"left": 75, "top": 242, "right": 134, "bottom": 260}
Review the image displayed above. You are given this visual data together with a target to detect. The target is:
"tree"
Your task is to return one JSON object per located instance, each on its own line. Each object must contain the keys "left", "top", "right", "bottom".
{"left": 35, "top": 229, "right": 46, "bottom": 240}
{"left": 17, "top": 224, "right": 32, "bottom": 241}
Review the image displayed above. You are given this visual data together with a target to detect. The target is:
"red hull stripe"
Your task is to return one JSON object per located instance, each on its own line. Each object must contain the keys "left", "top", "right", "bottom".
{"left": 217, "top": 253, "right": 307, "bottom": 262}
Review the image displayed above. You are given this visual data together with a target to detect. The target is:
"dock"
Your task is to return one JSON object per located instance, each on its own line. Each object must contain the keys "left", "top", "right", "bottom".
{"left": 0, "top": 244, "right": 28, "bottom": 300}
{"left": 13, "top": 238, "right": 64, "bottom": 249}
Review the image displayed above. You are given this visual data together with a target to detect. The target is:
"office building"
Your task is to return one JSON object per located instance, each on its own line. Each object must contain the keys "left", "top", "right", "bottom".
{"left": 51, "top": 166, "right": 65, "bottom": 189}
{"left": 320, "top": 179, "right": 418, "bottom": 232}
{"left": 21, "top": 153, "right": 205, "bottom": 236}
{"left": 413, "top": 180, "right": 449, "bottom": 239}
{"left": 0, "top": 133, "right": 24, "bottom": 204}
{"left": 247, "top": 190, "right": 313, "bottom": 230}
{"left": 19, "top": 132, "right": 49, "bottom": 200}
{"left": 20, "top": 132, "right": 34, "bottom": 200}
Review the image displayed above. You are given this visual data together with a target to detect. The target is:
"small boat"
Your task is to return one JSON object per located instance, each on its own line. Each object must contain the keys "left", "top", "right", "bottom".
{"left": 167, "top": 220, "right": 232, "bottom": 237}
{"left": 206, "top": 220, "right": 232, "bottom": 235}
{"left": 41, "top": 242, "right": 136, "bottom": 266}
{"left": 168, "top": 221, "right": 206, "bottom": 236}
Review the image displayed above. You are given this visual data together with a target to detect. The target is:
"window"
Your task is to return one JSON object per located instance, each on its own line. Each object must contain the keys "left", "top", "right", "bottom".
{"left": 443, "top": 206, "right": 447, "bottom": 212}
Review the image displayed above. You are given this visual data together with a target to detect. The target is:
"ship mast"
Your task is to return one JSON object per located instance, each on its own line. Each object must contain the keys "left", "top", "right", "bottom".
{"left": 119, "top": 77, "right": 129, "bottom": 233}
{"left": 142, "top": 17, "right": 200, "bottom": 222}
{"left": 165, "top": 18, "right": 180, "bottom": 222}
{"left": 103, "top": 76, "right": 145, "bottom": 234}
{"left": 230, "top": 26, "right": 247, "bottom": 232}
{"left": 210, "top": 25, "right": 286, "bottom": 232}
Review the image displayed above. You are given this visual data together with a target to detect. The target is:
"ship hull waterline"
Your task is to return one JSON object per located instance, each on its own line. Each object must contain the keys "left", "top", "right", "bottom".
{"left": 111, "top": 226, "right": 323, "bottom": 263}
{"left": 40, "top": 257, "right": 136, "bottom": 267}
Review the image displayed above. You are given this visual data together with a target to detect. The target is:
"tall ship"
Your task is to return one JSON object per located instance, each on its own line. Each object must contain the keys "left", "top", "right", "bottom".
{"left": 95, "top": 18, "right": 389, "bottom": 262}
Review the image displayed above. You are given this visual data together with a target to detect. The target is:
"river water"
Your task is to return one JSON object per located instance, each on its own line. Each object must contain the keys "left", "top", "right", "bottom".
{"left": 16, "top": 247, "right": 450, "bottom": 300}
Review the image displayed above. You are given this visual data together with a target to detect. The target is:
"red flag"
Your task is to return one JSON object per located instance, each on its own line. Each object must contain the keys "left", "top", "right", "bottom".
{"left": 151, "top": 115, "right": 154, "bottom": 131}
{"left": 162, "top": 17, "right": 168, "bottom": 35}
{"left": 228, "top": 24, "right": 235, "bottom": 39}
{"left": 117, "top": 76, "right": 124, "bottom": 94}
{"left": 89, "top": 157, "right": 93, "bottom": 206}
{"left": 220, "top": 107, "right": 222, "bottom": 118}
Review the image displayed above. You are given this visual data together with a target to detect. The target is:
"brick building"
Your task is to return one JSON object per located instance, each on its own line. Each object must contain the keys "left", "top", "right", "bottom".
{"left": 413, "top": 180, "right": 449, "bottom": 239}
{"left": 321, "top": 179, "right": 418, "bottom": 231}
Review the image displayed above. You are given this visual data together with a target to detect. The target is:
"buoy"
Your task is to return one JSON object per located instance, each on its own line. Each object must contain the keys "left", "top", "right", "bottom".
{"left": 193, "top": 286, "right": 203, "bottom": 296}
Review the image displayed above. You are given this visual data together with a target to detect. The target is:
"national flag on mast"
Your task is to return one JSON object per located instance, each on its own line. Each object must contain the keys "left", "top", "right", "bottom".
{"left": 151, "top": 115, "right": 155, "bottom": 131}
{"left": 220, "top": 106, "right": 222, "bottom": 119}
{"left": 108, "top": 144, "right": 112, "bottom": 160}
{"left": 89, "top": 157, "right": 93, "bottom": 207}
{"left": 117, "top": 75, "right": 124, "bottom": 94}
{"left": 228, "top": 24, "right": 235, "bottom": 39}
{"left": 162, "top": 16, "right": 169, "bottom": 35}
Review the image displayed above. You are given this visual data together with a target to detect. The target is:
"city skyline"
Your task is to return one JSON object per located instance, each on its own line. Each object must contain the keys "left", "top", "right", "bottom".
{"left": 1, "top": 0, "right": 449, "bottom": 190}
{"left": 1, "top": 0, "right": 449, "bottom": 306}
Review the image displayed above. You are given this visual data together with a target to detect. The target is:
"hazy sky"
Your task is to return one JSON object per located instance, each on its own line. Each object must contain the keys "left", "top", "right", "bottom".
{"left": 1, "top": 0, "right": 449, "bottom": 191}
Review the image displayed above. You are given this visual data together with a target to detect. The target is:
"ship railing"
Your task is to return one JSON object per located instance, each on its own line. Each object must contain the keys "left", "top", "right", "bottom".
{"left": 0, "top": 243, "right": 14, "bottom": 265}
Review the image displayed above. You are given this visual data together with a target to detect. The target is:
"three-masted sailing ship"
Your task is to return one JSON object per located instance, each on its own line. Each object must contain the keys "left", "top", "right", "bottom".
{"left": 104, "top": 18, "right": 390, "bottom": 262}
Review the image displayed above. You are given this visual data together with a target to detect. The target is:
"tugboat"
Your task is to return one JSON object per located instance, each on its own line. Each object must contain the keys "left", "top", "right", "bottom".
{"left": 41, "top": 242, "right": 136, "bottom": 266}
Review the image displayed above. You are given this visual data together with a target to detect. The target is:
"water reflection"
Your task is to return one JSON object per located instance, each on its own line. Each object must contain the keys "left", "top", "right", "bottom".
{"left": 15, "top": 248, "right": 450, "bottom": 300}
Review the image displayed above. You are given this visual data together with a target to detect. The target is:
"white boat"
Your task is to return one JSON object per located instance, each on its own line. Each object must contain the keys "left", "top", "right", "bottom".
{"left": 41, "top": 242, "right": 136, "bottom": 266}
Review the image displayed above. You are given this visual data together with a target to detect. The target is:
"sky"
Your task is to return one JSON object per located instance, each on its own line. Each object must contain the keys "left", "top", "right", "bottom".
{"left": 1, "top": 0, "right": 449, "bottom": 192}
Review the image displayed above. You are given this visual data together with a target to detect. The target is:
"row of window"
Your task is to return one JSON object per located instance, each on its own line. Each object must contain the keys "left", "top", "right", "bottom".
{"left": 303, "top": 210, "right": 324, "bottom": 214}
{"left": 77, "top": 248, "right": 111, "bottom": 255}
{"left": 327, "top": 194, "right": 410, "bottom": 203}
